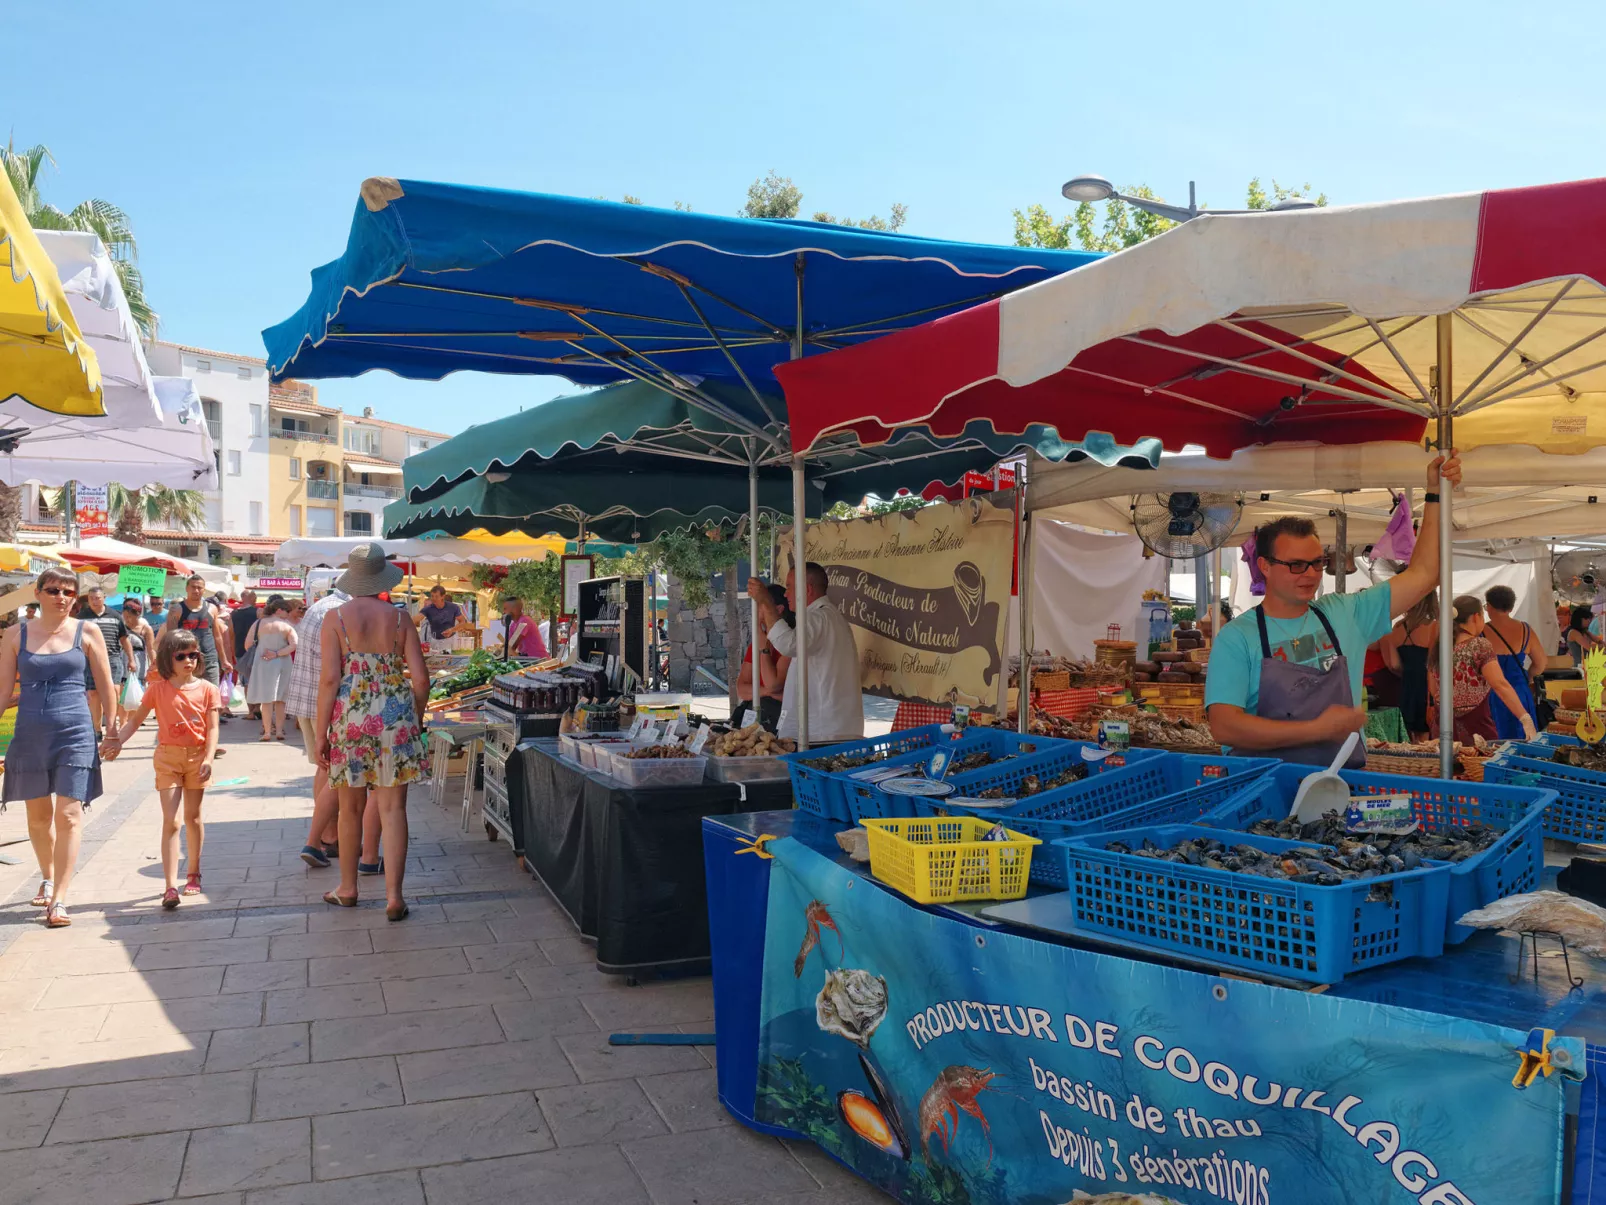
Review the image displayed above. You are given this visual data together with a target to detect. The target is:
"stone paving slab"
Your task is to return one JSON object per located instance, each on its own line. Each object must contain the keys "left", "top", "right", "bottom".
{"left": 0, "top": 720, "right": 891, "bottom": 1203}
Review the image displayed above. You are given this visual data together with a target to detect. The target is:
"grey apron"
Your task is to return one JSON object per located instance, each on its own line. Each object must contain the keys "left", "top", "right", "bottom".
{"left": 1254, "top": 604, "right": 1365, "bottom": 768}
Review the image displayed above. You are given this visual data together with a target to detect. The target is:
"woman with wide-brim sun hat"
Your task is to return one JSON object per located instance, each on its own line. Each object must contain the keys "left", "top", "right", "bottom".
{"left": 313, "top": 544, "right": 429, "bottom": 922}
{"left": 0, "top": 567, "right": 121, "bottom": 928}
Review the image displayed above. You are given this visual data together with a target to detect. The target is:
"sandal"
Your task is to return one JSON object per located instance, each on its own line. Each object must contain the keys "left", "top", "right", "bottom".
{"left": 45, "top": 902, "right": 70, "bottom": 928}
{"left": 386, "top": 901, "right": 409, "bottom": 922}
{"left": 182, "top": 874, "right": 202, "bottom": 896}
{"left": 322, "top": 891, "right": 358, "bottom": 908}
{"left": 30, "top": 880, "right": 52, "bottom": 908}
{"left": 258, "top": 734, "right": 273, "bottom": 742}
{"left": 161, "top": 887, "right": 180, "bottom": 911}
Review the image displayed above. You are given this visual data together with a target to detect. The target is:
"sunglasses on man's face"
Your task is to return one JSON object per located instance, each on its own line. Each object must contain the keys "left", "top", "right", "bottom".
{"left": 1264, "top": 556, "right": 1324, "bottom": 576}
{"left": 39, "top": 587, "right": 76, "bottom": 598}
{"left": 172, "top": 652, "right": 201, "bottom": 662}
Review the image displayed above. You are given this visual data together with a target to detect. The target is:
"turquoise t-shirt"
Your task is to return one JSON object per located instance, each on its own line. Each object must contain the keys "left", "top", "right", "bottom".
{"left": 1203, "top": 583, "right": 1394, "bottom": 717}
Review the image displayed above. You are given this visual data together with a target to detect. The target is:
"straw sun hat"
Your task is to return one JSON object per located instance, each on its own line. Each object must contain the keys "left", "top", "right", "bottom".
{"left": 335, "top": 543, "right": 404, "bottom": 597}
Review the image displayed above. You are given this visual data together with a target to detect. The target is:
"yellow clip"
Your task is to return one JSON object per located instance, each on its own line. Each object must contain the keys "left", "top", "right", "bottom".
{"left": 735, "top": 834, "right": 778, "bottom": 860}
{"left": 1513, "top": 1027, "right": 1557, "bottom": 1089}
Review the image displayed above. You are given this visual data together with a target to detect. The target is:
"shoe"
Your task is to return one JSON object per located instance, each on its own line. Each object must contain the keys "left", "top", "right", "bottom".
{"left": 358, "top": 859, "right": 384, "bottom": 876}
{"left": 45, "top": 902, "right": 70, "bottom": 928}
{"left": 161, "top": 887, "right": 180, "bottom": 910}
{"left": 30, "top": 880, "right": 52, "bottom": 907}
{"left": 386, "top": 900, "right": 409, "bottom": 922}
{"left": 300, "top": 845, "right": 331, "bottom": 868}
{"left": 322, "top": 891, "right": 358, "bottom": 908}
{"left": 182, "top": 874, "right": 202, "bottom": 896}
{"left": 321, "top": 842, "right": 339, "bottom": 858}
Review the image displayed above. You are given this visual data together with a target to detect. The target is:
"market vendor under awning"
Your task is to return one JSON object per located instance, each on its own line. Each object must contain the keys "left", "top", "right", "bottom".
{"left": 1204, "top": 451, "right": 1463, "bottom": 767}
{"left": 748, "top": 563, "right": 864, "bottom": 745}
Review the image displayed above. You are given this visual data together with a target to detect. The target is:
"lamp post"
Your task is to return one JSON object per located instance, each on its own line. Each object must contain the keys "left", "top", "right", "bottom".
{"left": 1061, "top": 175, "right": 1318, "bottom": 223}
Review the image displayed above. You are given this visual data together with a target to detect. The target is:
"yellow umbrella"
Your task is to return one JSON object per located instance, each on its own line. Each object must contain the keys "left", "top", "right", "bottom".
{"left": 0, "top": 171, "right": 103, "bottom": 416}
{"left": 0, "top": 543, "right": 68, "bottom": 574}
{"left": 455, "top": 529, "right": 568, "bottom": 559}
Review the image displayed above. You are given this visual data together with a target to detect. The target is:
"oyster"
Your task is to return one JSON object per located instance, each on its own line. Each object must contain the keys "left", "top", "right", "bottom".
{"left": 816, "top": 968, "right": 888, "bottom": 1048}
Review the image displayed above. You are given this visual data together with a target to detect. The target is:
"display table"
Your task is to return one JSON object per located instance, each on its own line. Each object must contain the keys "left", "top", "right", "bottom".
{"left": 521, "top": 741, "right": 792, "bottom": 977}
{"left": 705, "top": 809, "right": 1605, "bottom": 1203}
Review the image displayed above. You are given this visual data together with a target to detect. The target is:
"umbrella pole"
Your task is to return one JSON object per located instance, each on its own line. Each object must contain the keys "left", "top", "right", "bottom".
{"left": 748, "top": 456, "right": 760, "bottom": 728}
{"left": 1436, "top": 314, "right": 1456, "bottom": 780}
{"left": 791, "top": 253, "right": 810, "bottom": 750}
{"left": 1016, "top": 459, "right": 1033, "bottom": 733}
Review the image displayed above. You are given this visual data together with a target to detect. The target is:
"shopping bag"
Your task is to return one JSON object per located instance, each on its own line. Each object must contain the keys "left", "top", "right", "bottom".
{"left": 229, "top": 679, "right": 246, "bottom": 709}
{"left": 119, "top": 674, "right": 144, "bottom": 710}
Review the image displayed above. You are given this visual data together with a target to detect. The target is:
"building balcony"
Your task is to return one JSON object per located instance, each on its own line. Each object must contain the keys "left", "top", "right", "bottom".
{"left": 206, "top": 419, "right": 222, "bottom": 444}
{"left": 273, "top": 429, "right": 337, "bottom": 445}
{"left": 306, "top": 480, "right": 340, "bottom": 500}
{"left": 343, "top": 483, "right": 402, "bottom": 500}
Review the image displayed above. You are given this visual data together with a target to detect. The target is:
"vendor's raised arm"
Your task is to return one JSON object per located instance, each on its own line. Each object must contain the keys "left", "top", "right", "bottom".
{"left": 1386, "top": 451, "right": 1462, "bottom": 619}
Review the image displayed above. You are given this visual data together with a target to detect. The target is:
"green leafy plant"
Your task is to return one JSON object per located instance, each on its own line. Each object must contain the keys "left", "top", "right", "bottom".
{"left": 755, "top": 1057, "right": 842, "bottom": 1154}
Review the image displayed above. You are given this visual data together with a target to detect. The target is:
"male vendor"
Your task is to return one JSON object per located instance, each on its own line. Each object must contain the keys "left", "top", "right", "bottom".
{"left": 1204, "top": 451, "right": 1462, "bottom": 766}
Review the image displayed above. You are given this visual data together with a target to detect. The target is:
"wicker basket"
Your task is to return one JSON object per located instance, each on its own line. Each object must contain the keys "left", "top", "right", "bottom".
{"left": 1154, "top": 703, "right": 1207, "bottom": 723}
{"left": 1031, "top": 670, "right": 1072, "bottom": 691}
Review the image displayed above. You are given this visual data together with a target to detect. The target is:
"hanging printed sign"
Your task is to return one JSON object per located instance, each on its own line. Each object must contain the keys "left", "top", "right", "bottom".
{"left": 74, "top": 483, "right": 110, "bottom": 538}
{"left": 115, "top": 565, "right": 169, "bottom": 598}
{"left": 755, "top": 838, "right": 1574, "bottom": 1205}
{"left": 779, "top": 495, "right": 1015, "bottom": 710}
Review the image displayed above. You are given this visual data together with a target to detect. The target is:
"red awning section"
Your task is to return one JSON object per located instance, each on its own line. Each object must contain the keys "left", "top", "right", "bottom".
{"left": 776, "top": 177, "right": 1606, "bottom": 461}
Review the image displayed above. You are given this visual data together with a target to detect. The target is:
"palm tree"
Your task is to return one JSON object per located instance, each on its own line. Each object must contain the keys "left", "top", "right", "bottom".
{"left": 109, "top": 484, "right": 207, "bottom": 544}
{"left": 2, "top": 140, "right": 156, "bottom": 337}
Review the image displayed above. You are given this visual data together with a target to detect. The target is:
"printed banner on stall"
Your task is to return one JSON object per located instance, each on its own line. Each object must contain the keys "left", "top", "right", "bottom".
{"left": 74, "top": 483, "right": 109, "bottom": 538}
{"left": 778, "top": 496, "right": 1014, "bottom": 709}
{"left": 754, "top": 838, "right": 1570, "bottom": 1205}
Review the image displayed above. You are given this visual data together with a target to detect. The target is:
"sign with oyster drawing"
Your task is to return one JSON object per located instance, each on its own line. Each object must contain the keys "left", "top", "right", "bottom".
{"left": 779, "top": 495, "right": 1015, "bottom": 709}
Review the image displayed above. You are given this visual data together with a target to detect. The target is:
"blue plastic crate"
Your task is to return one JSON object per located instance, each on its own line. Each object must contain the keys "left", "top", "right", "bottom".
{"left": 1056, "top": 824, "right": 1452, "bottom": 985}
{"left": 779, "top": 725, "right": 959, "bottom": 823}
{"left": 919, "top": 754, "right": 1281, "bottom": 888}
{"left": 1484, "top": 742, "right": 1606, "bottom": 843}
{"left": 846, "top": 739, "right": 1164, "bottom": 822}
{"left": 1202, "top": 765, "right": 1555, "bottom": 944}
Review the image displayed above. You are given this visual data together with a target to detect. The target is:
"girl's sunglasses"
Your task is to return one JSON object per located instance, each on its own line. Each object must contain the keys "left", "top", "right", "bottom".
{"left": 172, "top": 652, "right": 201, "bottom": 662}
{"left": 39, "top": 587, "right": 76, "bottom": 597}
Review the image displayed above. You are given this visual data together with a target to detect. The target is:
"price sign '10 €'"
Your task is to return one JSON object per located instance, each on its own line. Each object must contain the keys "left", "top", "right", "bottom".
{"left": 1578, "top": 647, "right": 1606, "bottom": 744}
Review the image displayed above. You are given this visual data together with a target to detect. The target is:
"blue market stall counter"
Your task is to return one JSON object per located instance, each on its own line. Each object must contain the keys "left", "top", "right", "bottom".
{"left": 705, "top": 809, "right": 1604, "bottom": 1204}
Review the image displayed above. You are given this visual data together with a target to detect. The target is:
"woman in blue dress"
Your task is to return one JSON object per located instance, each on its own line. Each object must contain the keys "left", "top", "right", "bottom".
{"left": 0, "top": 567, "right": 120, "bottom": 928}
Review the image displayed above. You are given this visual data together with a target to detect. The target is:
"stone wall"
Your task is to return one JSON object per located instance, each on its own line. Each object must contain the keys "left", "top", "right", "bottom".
{"left": 665, "top": 572, "right": 743, "bottom": 694}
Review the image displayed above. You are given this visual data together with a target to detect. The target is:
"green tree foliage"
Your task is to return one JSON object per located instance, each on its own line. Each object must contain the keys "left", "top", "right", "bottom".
{"left": 743, "top": 171, "right": 906, "bottom": 230}
{"left": 2, "top": 140, "right": 156, "bottom": 337}
{"left": 107, "top": 484, "right": 207, "bottom": 544}
{"left": 1013, "top": 179, "right": 1327, "bottom": 252}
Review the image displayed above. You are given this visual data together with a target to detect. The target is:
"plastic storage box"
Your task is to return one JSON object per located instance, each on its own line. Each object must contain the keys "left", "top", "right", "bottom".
{"left": 706, "top": 754, "right": 790, "bottom": 784}
{"left": 606, "top": 752, "right": 709, "bottom": 789}
{"left": 860, "top": 816, "right": 1040, "bottom": 905}
{"left": 1058, "top": 824, "right": 1452, "bottom": 985}
{"left": 1203, "top": 765, "right": 1555, "bottom": 943}
{"left": 921, "top": 753, "right": 1281, "bottom": 888}
{"left": 1483, "top": 740, "right": 1606, "bottom": 842}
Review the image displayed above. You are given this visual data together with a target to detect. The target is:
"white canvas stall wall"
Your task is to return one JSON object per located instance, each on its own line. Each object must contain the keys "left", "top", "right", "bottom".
{"left": 1003, "top": 520, "right": 1168, "bottom": 659}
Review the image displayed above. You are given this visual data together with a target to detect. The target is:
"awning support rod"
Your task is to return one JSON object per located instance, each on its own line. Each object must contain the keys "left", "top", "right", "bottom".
{"left": 792, "top": 253, "right": 810, "bottom": 750}
{"left": 1436, "top": 315, "right": 1456, "bottom": 780}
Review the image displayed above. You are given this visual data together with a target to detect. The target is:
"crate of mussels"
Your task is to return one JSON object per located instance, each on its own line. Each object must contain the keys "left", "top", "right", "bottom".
{"left": 1201, "top": 765, "right": 1556, "bottom": 944}
{"left": 1058, "top": 824, "right": 1454, "bottom": 985}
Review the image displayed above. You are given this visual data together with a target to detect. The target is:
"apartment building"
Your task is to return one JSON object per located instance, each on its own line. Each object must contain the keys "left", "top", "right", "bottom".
{"left": 267, "top": 387, "right": 448, "bottom": 540}
{"left": 144, "top": 342, "right": 273, "bottom": 540}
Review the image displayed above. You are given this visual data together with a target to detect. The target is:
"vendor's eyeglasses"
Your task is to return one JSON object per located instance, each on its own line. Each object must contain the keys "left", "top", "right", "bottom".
{"left": 1264, "top": 556, "right": 1323, "bottom": 575}
{"left": 39, "top": 587, "right": 76, "bottom": 598}
{"left": 172, "top": 652, "right": 200, "bottom": 662}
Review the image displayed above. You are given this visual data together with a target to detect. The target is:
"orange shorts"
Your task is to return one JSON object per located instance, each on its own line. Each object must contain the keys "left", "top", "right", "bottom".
{"left": 154, "top": 744, "right": 209, "bottom": 790}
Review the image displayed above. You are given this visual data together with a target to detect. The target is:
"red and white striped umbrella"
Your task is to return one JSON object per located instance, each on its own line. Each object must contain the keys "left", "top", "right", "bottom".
{"left": 777, "top": 177, "right": 1606, "bottom": 460}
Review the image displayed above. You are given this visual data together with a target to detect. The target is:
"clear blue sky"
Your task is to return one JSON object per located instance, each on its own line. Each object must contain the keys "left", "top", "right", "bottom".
{"left": 11, "top": 0, "right": 1603, "bottom": 435}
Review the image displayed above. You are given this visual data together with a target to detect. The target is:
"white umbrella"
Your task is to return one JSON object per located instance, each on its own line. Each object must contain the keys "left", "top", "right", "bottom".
{"left": 274, "top": 534, "right": 566, "bottom": 572}
{"left": 0, "top": 232, "right": 216, "bottom": 490}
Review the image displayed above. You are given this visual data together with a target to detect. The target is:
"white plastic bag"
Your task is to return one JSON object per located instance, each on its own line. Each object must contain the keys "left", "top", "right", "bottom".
{"left": 120, "top": 674, "right": 144, "bottom": 710}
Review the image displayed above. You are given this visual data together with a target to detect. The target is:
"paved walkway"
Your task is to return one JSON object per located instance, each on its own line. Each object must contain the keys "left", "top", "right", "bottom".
{"left": 0, "top": 718, "right": 888, "bottom": 1204}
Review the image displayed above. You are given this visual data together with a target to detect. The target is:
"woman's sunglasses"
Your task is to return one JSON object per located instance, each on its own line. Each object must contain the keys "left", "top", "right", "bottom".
{"left": 39, "top": 587, "right": 76, "bottom": 598}
{"left": 172, "top": 652, "right": 201, "bottom": 662}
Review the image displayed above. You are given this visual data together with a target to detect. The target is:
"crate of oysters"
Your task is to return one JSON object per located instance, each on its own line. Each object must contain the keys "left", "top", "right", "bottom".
{"left": 705, "top": 723, "right": 798, "bottom": 783}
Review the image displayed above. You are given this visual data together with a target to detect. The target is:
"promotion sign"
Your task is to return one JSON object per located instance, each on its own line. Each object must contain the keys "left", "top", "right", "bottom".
{"left": 778, "top": 496, "right": 1014, "bottom": 708}
{"left": 755, "top": 839, "right": 1572, "bottom": 1205}
{"left": 115, "top": 565, "right": 169, "bottom": 598}
{"left": 74, "top": 483, "right": 109, "bottom": 537}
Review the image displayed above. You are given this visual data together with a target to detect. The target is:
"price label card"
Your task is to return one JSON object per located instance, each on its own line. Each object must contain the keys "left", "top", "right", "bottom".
{"left": 638, "top": 722, "right": 661, "bottom": 747}
{"left": 1587, "top": 648, "right": 1606, "bottom": 714}
{"left": 626, "top": 715, "right": 646, "bottom": 740}
{"left": 688, "top": 723, "right": 712, "bottom": 754}
{"left": 926, "top": 748, "right": 953, "bottom": 780}
{"left": 952, "top": 704, "right": 972, "bottom": 730}
{"left": 1097, "top": 720, "right": 1130, "bottom": 752}
{"left": 1345, "top": 794, "right": 1419, "bottom": 835}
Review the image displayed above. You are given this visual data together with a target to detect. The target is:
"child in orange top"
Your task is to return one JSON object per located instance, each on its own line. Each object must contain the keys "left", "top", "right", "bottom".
{"left": 109, "top": 629, "right": 221, "bottom": 909}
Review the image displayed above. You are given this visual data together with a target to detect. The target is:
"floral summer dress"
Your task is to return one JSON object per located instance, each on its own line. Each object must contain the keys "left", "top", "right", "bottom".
{"left": 327, "top": 609, "right": 426, "bottom": 789}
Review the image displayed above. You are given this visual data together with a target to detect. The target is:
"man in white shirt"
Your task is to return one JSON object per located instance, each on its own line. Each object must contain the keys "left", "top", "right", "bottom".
{"left": 748, "top": 563, "right": 864, "bottom": 744}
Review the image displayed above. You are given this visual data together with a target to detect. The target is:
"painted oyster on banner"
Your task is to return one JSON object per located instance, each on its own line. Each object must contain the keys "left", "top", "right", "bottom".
{"left": 1066, "top": 1193, "right": 1184, "bottom": 1205}
{"left": 815, "top": 968, "right": 888, "bottom": 1048}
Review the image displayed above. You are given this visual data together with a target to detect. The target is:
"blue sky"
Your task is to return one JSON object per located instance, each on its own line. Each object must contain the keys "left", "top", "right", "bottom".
{"left": 11, "top": 0, "right": 1604, "bottom": 435}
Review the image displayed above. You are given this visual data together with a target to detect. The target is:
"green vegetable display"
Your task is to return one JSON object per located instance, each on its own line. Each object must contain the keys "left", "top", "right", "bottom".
{"left": 430, "top": 648, "right": 523, "bottom": 699}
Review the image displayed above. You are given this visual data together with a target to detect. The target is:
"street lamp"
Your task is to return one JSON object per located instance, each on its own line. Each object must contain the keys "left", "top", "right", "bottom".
{"left": 1061, "top": 175, "right": 1318, "bottom": 223}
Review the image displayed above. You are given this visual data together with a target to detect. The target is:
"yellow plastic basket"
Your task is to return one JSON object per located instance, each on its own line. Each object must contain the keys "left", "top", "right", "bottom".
{"left": 860, "top": 816, "right": 1040, "bottom": 905}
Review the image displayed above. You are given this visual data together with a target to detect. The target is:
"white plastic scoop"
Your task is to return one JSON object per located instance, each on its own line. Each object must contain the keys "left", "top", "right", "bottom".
{"left": 1287, "top": 731, "right": 1360, "bottom": 823}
